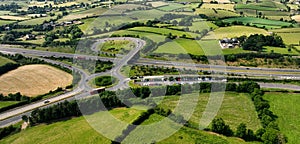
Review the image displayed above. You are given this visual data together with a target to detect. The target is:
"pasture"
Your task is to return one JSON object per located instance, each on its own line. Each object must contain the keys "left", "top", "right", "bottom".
{"left": 157, "top": 3, "right": 187, "bottom": 11}
{"left": 156, "top": 92, "right": 262, "bottom": 131}
{"left": 129, "top": 27, "right": 198, "bottom": 38}
{"left": 98, "top": 40, "right": 135, "bottom": 54}
{"left": 0, "top": 64, "right": 72, "bottom": 97}
{"left": 19, "top": 16, "right": 56, "bottom": 25}
{"left": 0, "top": 107, "right": 144, "bottom": 144}
{"left": 0, "top": 56, "right": 15, "bottom": 67}
{"left": 58, "top": 7, "right": 107, "bottom": 22}
{"left": 203, "top": 26, "right": 268, "bottom": 39}
{"left": 154, "top": 38, "right": 205, "bottom": 55}
{"left": 264, "top": 92, "right": 300, "bottom": 144}
{"left": 200, "top": 4, "right": 235, "bottom": 11}
{"left": 222, "top": 17, "right": 293, "bottom": 29}
{"left": 276, "top": 33, "right": 300, "bottom": 45}
{"left": 0, "top": 101, "right": 19, "bottom": 109}
{"left": 0, "top": 19, "right": 15, "bottom": 26}
{"left": 263, "top": 46, "right": 299, "bottom": 55}
{"left": 196, "top": 9, "right": 239, "bottom": 18}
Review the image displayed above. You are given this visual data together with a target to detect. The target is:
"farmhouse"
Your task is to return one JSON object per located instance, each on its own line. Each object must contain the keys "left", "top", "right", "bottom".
{"left": 219, "top": 38, "right": 239, "bottom": 49}
{"left": 24, "top": 34, "right": 36, "bottom": 40}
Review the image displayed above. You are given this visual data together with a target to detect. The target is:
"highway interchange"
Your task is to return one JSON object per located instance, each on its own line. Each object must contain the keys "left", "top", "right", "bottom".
{"left": 0, "top": 37, "right": 300, "bottom": 127}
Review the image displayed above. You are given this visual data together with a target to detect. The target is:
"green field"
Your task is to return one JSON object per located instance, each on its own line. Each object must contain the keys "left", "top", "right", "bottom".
{"left": 222, "top": 17, "right": 293, "bottom": 29}
{"left": 0, "top": 56, "right": 15, "bottom": 66}
{"left": 203, "top": 26, "right": 268, "bottom": 39}
{"left": 173, "top": 21, "right": 218, "bottom": 32}
{"left": 156, "top": 92, "right": 262, "bottom": 131}
{"left": 0, "top": 107, "right": 144, "bottom": 144}
{"left": 153, "top": 38, "right": 205, "bottom": 55}
{"left": 235, "top": 0, "right": 287, "bottom": 11}
{"left": 0, "top": 101, "right": 19, "bottom": 109}
{"left": 276, "top": 33, "right": 300, "bottom": 45}
{"left": 129, "top": 27, "right": 198, "bottom": 38}
{"left": 264, "top": 92, "right": 300, "bottom": 144}
{"left": 157, "top": 3, "right": 187, "bottom": 11}
{"left": 0, "top": 19, "right": 15, "bottom": 26}
{"left": 19, "top": 16, "right": 56, "bottom": 25}
{"left": 58, "top": 7, "right": 107, "bottom": 22}
{"left": 98, "top": 39, "right": 135, "bottom": 54}
{"left": 263, "top": 46, "right": 299, "bottom": 55}
{"left": 196, "top": 9, "right": 239, "bottom": 18}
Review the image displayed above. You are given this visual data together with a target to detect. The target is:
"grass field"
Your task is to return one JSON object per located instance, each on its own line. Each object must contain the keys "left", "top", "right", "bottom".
{"left": 19, "top": 16, "right": 56, "bottom": 25}
{"left": 270, "top": 27, "right": 300, "bottom": 33}
{"left": 0, "top": 101, "right": 19, "bottom": 109}
{"left": 222, "top": 17, "right": 292, "bottom": 29}
{"left": 98, "top": 40, "right": 135, "bottom": 54}
{"left": 156, "top": 92, "right": 261, "bottom": 131}
{"left": 129, "top": 27, "right": 197, "bottom": 38}
{"left": 276, "top": 33, "right": 300, "bottom": 45}
{"left": 0, "top": 107, "right": 144, "bottom": 144}
{"left": 126, "top": 9, "right": 166, "bottom": 20}
{"left": 157, "top": 3, "right": 187, "bottom": 11}
{"left": 58, "top": 7, "right": 107, "bottom": 22}
{"left": 154, "top": 38, "right": 205, "bottom": 55}
{"left": 203, "top": 26, "right": 269, "bottom": 39}
{"left": 0, "top": 64, "right": 72, "bottom": 97}
{"left": 263, "top": 46, "right": 299, "bottom": 55}
{"left": 112, "top": 30, "right": 166, "bottom": 43}
{"left": 201, "top": 4, "right": 235, "bottom": 11}
{"left": 0, "top": 19, "right": 15, "bottom": 26}
{"left": 196, "top": 9, "right": 239, "bottom": 18}
{"left": 264, "top": 92, "right": 300, "bottom": 144}
{"left": 0, "top": 56, "right": 15, "bottom": 67}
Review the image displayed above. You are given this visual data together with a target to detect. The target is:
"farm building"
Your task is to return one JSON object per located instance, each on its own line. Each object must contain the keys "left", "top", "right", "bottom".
{"left": 219, "top": 38, "right": 239, "bottom": 49}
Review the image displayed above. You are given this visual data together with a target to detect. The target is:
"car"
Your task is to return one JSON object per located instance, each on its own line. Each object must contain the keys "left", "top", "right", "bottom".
{"left": 44, "top": 100, "right": 50, "bottom": 104}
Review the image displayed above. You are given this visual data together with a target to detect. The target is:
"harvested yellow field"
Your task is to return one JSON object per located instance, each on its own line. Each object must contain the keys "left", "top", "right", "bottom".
{"left": 0, "top": 64, "right": 72, "bottom": 97}
{"left": 203, "top": 0, "right": 231, "bottom": 3}
{"left": 148, "top": 1, "right": 168, "bottom": 7}
{"left": 0, "top": 15, "right": 29, "bottom": 21}
{"left": 201, "top": 4, "right": 235, "bottom": 11}
{"left": 203, "top": 26, "right": 269, "bottom": 39}
{"left": 292, "top": 15, "right": 300, "bottom": 22}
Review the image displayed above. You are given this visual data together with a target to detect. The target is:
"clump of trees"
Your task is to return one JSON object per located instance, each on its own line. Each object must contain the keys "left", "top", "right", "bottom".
{"left": 241, "top": 34, "right": 285, "bottom": 51}
{"left": 94, "top": 76, "right": 117, "bottom": 87}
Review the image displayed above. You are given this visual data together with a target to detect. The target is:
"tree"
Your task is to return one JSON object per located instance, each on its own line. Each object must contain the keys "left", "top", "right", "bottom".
{"left": 236, "top": 123, "right": 247, "bottom": 139}
{"left": 211, "top": 118, "right": 233, "bottom": 136}
{"left": 262, "top": 128, "right": 287, "bottom": 144}
{"left": 22, "top": 115, "right": 28, "bottom": 122}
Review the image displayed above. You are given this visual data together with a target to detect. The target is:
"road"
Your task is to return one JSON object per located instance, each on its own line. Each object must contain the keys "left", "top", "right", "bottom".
{"left": 0, "top": 37, "right": 300, "bottom": 127}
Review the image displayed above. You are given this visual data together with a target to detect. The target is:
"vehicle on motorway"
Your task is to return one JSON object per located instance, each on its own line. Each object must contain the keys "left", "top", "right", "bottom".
{"left": 44, "top": 100, "right": 50, "bottom": 104}
{"left": 90, "top": 87, "right": 106, "bottom": 95}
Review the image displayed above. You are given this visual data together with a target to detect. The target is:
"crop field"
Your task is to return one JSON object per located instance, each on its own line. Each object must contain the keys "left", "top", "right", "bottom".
{"left": 201, "top": 4, "right": 235, "bottom": 11}
{"left": 264, "top": 92, "right": 300, "bottom": 144}
{"left": 270, "top": 27, "right": 300, "bottom": 33}
{"left": 0, "top": 101, "right": 19, "bottom": 109}
{"left": 196, "top": 9, "right": 239, "bottom": 18}
{"left": 263, "top": 46, "right": 299, "bottom": 55}
{"left": 157, "top": 3, "right": 187, "bottom": 11}
{"left": 222, "top": 17, "right": 292, "bottom": 29}
{"left": 0, "top": 107, "right": 144, "bottom": 144}
{"left": 235, "top": 1, "right": 287, "bottom": 11}
{"left": 0, "top": 56, "right": 15, "bottom": 66}
{"left": 0, "top": 64, "right": 72, "bottom": 97}
{"left": 154, "top": 38, "right": 205, "bottom": 55}
{"left": 156, "top": 92, "right": 261, "bottom": 131}
{"left": 203, "top": 26, "right": 268, "bottom": 39}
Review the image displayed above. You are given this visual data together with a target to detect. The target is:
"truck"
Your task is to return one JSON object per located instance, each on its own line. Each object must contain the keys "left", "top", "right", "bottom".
{"left": 90, "top": 87, "right": 105, "bottom": 95}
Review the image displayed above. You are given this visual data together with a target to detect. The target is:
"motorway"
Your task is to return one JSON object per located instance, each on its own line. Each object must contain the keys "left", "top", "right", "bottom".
{"left": 0, "top": 37, "right": 300, "bottom": 127}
